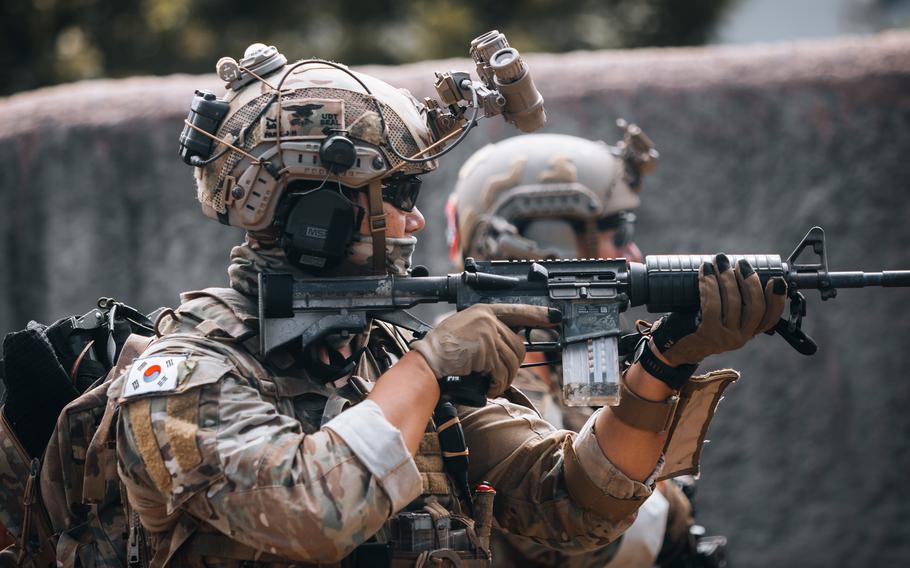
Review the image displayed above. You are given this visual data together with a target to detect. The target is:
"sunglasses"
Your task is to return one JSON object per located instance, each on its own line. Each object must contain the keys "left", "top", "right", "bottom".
{"left": 381, "top": 175, "right": 422, "bottom": 212}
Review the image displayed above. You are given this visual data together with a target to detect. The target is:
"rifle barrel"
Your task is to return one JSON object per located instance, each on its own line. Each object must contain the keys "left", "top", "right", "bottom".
{"left": 634, "top": 255, "right": 910, "bottom": 313}
{"left": 823, "top": 270, "right": 910, "bottom": 288}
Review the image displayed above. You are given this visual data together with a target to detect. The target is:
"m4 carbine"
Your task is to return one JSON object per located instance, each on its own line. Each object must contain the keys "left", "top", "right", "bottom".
{"left": 259, "top": 227, "right": 910, "bottom": 406}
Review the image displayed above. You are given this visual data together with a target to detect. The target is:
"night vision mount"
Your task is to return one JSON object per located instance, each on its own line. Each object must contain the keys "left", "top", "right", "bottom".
{"left": 425, "top": 30, "right": 547, "bottom": 143}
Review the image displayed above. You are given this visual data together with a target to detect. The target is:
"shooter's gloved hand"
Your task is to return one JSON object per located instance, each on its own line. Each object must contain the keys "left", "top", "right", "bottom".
{"left": 411, "top": 303, "right": 560, "bottom": 399}
{"left": 651, "top": 254, "right": 787, "bottom": 367}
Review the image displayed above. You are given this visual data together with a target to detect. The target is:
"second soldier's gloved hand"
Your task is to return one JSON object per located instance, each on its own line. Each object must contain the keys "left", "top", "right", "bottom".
{"left": 411, "top": 303, "right": 560, "bottom": 399}
{"left": 650, "top": 254, "right": 787, "bottom": 367}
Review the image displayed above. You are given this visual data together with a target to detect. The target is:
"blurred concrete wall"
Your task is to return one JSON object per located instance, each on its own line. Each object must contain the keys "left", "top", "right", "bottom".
{"left": 2, "top": 32, "right": 909, "bottom": 567}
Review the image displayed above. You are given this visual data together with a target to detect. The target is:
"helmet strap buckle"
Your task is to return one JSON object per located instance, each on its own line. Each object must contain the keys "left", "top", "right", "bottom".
{"left": 367, "top": 179, "right": 387, "bottom": 273}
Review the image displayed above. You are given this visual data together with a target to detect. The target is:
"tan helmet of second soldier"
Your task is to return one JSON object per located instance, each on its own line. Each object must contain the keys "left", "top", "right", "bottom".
{"left": 446, "top": 126, "right": 658, "bottom": 268}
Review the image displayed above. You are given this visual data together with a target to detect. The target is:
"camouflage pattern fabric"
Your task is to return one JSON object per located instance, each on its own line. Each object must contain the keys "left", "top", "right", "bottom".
{"left": 35, "top": 333, "right": 155, "bottom": 568}
{"left": 111, "top": 286, "right": 660, "bottom": 567}
{"left": 41, "top": 378, "right": 130, "bottom": 567}
{"left": 457, "top": 395, "right": 651, "bottom": 555}
{"left": 487, "top": 367, "right": 619, "bottom": 566}
{"left": 489, "top": 359, "right": 736, "bottom": 568}
{"left": 0, "top": 408, "right": 30, "bottom": 539}
{"left": 227, "top": 231, "right": 311, "bottom": 297}
{"left": 107, "top": 238, "right": 727, "bottom": 567}
{"left": 115, "top": 289, "right": 422, "bottom": 566}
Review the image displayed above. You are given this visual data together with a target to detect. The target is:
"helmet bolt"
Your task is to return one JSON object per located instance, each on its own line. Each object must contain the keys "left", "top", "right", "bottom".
{"left": 372, "top": 156, "right": 385, "bottom": 170}
{"left": 231, "top": 186, "right": 246, "bottom": 200}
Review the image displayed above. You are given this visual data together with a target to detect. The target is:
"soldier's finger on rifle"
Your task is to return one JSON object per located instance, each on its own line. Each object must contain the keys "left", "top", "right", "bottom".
{"left": 759, "top": 277, "right": 788, "bottom": 333}
{"left": 736, "top": 258, "right": 766, "bottom": 335}
{"left": 487, "top": 303, "right": 562, "bottom": 331}
{"left": 714, "top": 254, "right": 743, "bottom": 331}
{"left": 697, "top": 261, "right": 723, "bottom": 332}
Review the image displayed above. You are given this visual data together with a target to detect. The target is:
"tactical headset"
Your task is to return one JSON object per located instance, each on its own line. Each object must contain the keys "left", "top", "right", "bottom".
{"left": 273, "top": 133, "right": 359, "bottom": 269}
{"left": 275, "top": 155, "right": 423, "bottom": 269}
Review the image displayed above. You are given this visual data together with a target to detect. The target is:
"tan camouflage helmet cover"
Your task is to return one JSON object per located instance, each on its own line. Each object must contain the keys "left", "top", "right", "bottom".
{"left": 195, "top": 47, "right": 438, "bottom": 231}
{"left": 447, "top": 133, "right": 646, "bottom": 265}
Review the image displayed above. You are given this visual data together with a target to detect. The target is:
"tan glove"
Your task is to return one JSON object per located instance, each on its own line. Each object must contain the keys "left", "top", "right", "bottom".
{"left": 651, "top": 254, "right": 787, "bottom": 366}
{"left": 410, "top": 303, "right": 559, "bottom": 399}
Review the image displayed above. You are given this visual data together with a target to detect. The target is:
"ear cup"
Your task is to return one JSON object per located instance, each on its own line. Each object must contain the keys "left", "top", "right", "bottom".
{"left": 320, "top": 134, "right": 357, "bottom": 173}
{"left": 279, "top": 190, "right": 358, "bottom": 268}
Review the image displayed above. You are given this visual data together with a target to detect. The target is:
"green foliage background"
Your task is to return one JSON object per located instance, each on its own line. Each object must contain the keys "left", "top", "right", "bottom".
{"left": 2, "top": 0, "right": 733, "bottom": 96}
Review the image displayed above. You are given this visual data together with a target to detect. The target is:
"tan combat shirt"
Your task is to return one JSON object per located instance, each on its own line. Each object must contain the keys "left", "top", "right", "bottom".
{"left": 113, "top": 288, "right": 735, "bottom": 567}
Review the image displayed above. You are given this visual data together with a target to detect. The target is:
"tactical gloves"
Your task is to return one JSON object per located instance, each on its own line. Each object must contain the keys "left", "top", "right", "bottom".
{"left": 650, "top": 254, "right": 787, "bottom": 367}
{"left": 411, "top": 303, "right": 559, "bottom": 399}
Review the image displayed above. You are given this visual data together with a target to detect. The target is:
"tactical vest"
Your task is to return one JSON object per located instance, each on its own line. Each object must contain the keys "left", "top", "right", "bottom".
{"left": 109, "top": 288, "right": 493, "bottom": 568}
{"left": 0, "top": 301, "right": 157, "bottom": 568}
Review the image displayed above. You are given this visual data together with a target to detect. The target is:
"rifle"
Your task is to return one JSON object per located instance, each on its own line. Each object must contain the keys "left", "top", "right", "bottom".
{"left": 258, "top": 227, "right": 910, "bottom": 406}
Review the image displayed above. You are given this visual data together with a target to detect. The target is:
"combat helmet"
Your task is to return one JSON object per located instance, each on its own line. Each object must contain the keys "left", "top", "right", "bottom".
{"left": 179, "top": 43, "right": 440, "bottom": 274}
{"left": 446, "top": 124, "right": 658, "bottom": 267}
{"left": 179, "top": 34, "right": 546, "bottom": 275}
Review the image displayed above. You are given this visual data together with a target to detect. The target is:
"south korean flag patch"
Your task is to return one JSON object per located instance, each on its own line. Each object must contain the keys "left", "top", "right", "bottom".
{"left": 123, "top": 355, "right": 187, "bottom": 398}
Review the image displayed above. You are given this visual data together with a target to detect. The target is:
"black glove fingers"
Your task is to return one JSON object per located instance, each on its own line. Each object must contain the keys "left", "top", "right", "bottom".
{"left": 736, "top": 259, "right": 765, "bottom": 334}
{"left": 698, "top": 261, "right": 722, "bottom": 329}
{"left": 758, "top": 277, "right": 788, "bottom": 333}
{"left": 714, "top": 254, "right": 741, "bottom": 330}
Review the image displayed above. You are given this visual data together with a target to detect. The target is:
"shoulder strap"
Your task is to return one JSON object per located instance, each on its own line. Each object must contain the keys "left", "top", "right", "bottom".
{"left": 83, "top": 334, "right": 155, "bottom": 504}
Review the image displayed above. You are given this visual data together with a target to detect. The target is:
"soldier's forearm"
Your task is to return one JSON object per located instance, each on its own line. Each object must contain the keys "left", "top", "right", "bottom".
{"left": 595, "top": 362, "right": 672, "bottom": 482}
{"left": 369, "top": 351, "right": 440, "bottom": 454}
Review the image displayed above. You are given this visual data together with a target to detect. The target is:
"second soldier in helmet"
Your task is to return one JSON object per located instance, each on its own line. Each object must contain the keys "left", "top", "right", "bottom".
{"left": 447, "top": 129, "right": 725, "bottom": 567}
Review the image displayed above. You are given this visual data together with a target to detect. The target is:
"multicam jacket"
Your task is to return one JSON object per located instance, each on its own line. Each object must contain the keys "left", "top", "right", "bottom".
{"left": 110, "top": 287, "right": 736, "bottom": 567}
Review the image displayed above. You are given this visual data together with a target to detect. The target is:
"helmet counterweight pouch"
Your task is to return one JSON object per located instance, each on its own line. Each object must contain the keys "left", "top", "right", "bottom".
{"left": 280, "top": 189, "right": 361, "bottom": 269}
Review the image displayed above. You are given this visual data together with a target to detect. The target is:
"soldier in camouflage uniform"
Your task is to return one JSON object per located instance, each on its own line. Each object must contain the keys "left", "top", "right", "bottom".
{"left": 446, "top": 131, "right": 708, "bottom": 567}
{"left": 103, "top": 44, "right": 787, "bottom": 568}
{"left": 446, "top": 130, "right": 652, "bottom": 434}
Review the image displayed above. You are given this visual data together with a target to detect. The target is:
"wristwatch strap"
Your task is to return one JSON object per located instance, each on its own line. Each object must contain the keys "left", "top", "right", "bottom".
{"left": 611, "top": 373, "right": 680, "bottom": 433}
{"left": 633, "top": 337, "right": 697, "bottom": 391}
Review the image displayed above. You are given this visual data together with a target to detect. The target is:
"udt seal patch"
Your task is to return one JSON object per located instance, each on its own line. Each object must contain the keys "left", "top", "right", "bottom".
{"left": 261, "top": 98, "right": 345, "bottom": 141}
{"left": 123, "top": 355, "right": 188, "bottom": 398}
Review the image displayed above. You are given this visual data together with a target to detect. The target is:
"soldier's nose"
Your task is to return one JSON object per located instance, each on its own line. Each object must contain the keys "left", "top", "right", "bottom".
{"left": 406, "top": 207, "right": 425, "bottom": 234}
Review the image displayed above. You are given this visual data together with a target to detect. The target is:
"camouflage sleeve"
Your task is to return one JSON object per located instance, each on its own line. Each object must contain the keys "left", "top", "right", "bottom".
{"left": 460, "top": 399, "right": 656, "bottom": 553}
{"left": 117, "top": 373, "right": 421, "bottom": 563}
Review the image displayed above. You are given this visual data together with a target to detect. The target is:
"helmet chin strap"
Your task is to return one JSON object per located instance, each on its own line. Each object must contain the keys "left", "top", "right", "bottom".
{"left": 367, "top": 178, "right": 387, "bottom": 273}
